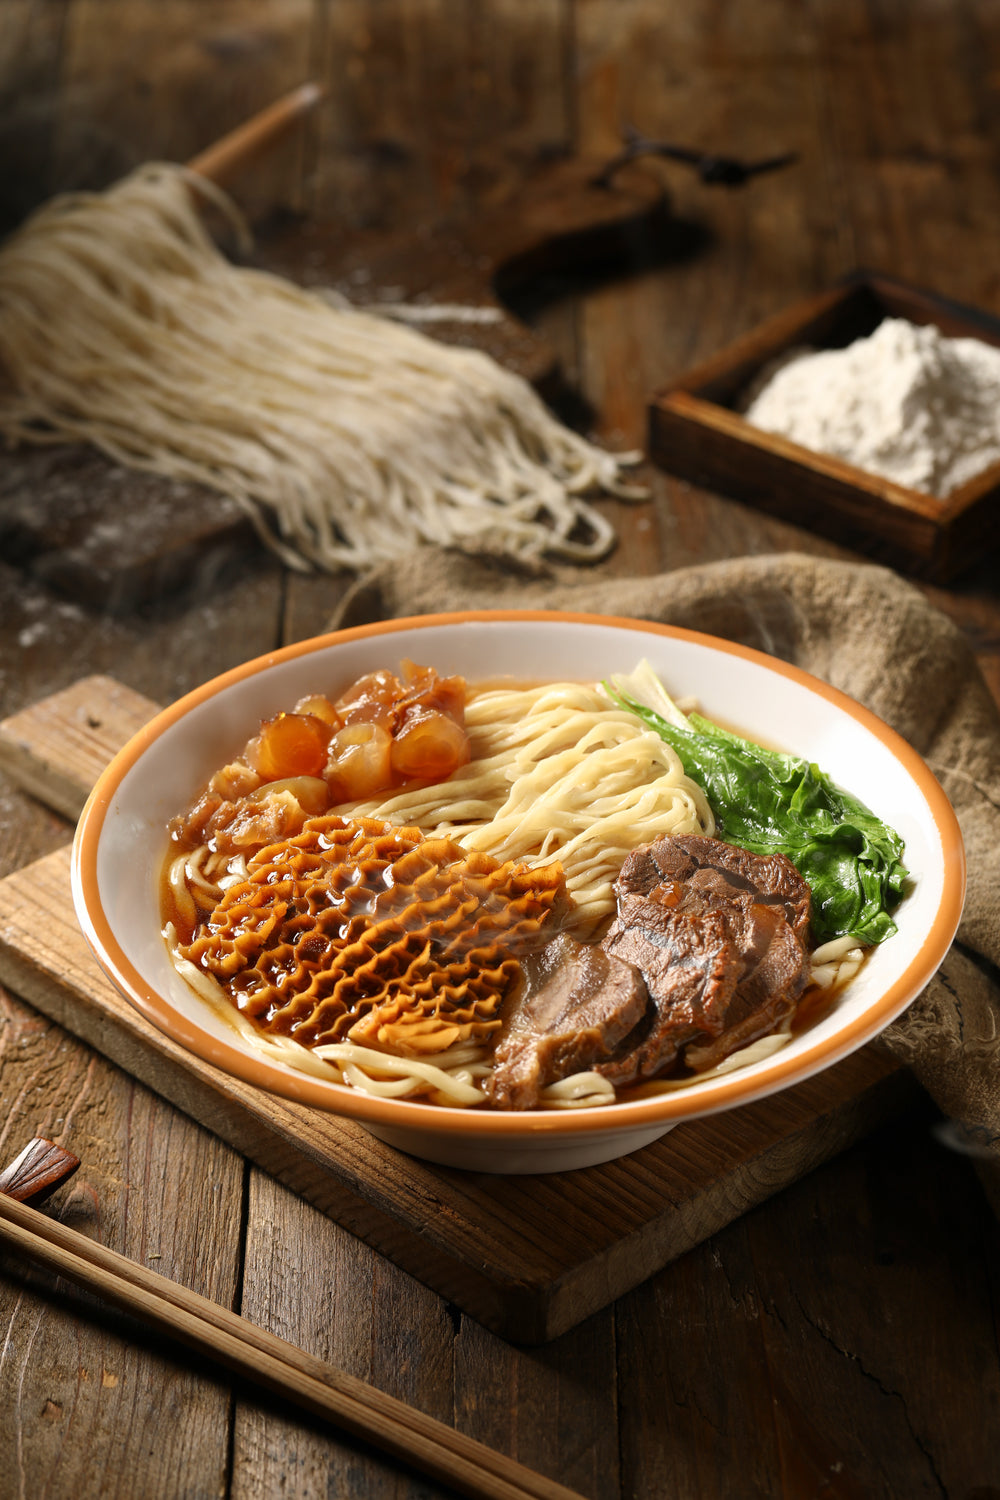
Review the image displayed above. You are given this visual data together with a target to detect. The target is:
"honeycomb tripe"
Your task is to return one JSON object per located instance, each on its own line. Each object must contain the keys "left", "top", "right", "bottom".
{"left": 179, "top": 815, "right": 567, "bottom": 1055}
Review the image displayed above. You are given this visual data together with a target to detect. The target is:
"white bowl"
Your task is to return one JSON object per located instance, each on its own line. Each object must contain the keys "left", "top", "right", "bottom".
{"left": 72, "top": 611, "right": 965, "bottom": 1173}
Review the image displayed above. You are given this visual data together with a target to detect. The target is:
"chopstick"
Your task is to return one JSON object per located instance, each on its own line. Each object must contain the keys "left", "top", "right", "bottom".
{"left": 186, "top": 81, "right": 323, "bottom": 184}
{"left": 0, "top": 1189, "right": 585, "bottom": 1500}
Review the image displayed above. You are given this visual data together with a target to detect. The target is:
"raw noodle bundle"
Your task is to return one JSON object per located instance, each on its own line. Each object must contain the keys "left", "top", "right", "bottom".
{"left": 0, "top": 163, "right": 643, "bottom": 571}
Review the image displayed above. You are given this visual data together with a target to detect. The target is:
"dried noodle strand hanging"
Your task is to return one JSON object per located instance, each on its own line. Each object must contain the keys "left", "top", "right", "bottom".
{"left": 0, "top": 164, "right": 645, "bottom": 571}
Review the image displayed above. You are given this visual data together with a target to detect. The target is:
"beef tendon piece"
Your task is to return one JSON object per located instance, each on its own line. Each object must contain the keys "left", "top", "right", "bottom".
{"left": 487, "top": 933, "right": 649, "bottom": 1111}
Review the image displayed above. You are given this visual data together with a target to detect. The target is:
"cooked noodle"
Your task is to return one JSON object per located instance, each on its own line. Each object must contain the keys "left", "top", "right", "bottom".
{"left": 347, "top": 681, "right": 715, "bottom": 929}
{"left": 808, "top": 933, "right": 865, "bottom": 990}
{"left": 0, "top": 163, "right": 643, "bottom": 572}
{"left": 167, "top": 927, "right": 618, "bottom": 1108}
{"left": 628, "top": 1023, "right": 796, "bottom": 1095}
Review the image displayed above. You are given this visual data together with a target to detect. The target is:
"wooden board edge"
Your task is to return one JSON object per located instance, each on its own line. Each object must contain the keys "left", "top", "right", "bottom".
{"left": 652, "top": 390, "right": 944, "bottom": 522}
{"left": 0, "top": 674, "right": 158, "bottom": 819}
{"left": 538, "top": 1062, "right": 919, "bottom": 1340}
{"left": 0, "top": 935, "right": 536, "bottom": 1335}
{"left": 0, "top": 912, "right": 916, "bottom": 1344}
{"left": 647, "top": 399, "right": 949, "bottom": 569}
{"left": 0, "top": 747, "right": 88, "bottom": 822}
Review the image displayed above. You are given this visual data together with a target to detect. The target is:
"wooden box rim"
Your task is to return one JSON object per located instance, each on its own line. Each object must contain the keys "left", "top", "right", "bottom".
{"left": 647, "top": 269, "right": 1000, "bottom": 574}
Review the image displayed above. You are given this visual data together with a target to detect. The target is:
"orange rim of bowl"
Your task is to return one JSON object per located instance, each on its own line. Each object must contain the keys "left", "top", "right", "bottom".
{"left": 73, "top": 609, "right": 966, "bottom": 1139}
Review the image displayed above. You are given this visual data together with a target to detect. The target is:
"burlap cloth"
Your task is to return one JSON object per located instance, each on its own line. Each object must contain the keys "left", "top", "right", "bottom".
{"left": 330, "top": 549, "right": 1000, "bottom": 1207}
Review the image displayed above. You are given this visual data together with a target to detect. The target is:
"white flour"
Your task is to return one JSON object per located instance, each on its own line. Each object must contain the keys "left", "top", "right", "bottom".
{"left": 743, "top": 316, "right": 1000, "bottom": 498}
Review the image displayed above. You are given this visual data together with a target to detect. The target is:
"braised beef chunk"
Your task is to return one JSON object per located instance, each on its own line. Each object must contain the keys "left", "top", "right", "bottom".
{"left": 598, "top": 904, "right": 739, "bottom": 1082}
{"left": 616, "top": 833, "right": 812, "bottom": 942}
{"left": 683, "top": 988, "right": 796, "bottom": 1073}
{"left": 730, "top": 905, "right": 808, "bottom": 1009}
{"left": 487, "top": 836, "right": 814, "bottom": 1107}
{"left": 599, "top": 836, "right": 811, "bottom": 1084}
{"left": 621, "top": 880, "right": 808, "bottom": 1008}
{"left": 487, "top": 934, "right": 649, "bottom": 1111}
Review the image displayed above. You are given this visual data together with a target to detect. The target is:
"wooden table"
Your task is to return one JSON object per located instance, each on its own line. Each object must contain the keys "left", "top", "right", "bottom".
{"left": 2, "top": 4, "right": 999, "bottom": 1496}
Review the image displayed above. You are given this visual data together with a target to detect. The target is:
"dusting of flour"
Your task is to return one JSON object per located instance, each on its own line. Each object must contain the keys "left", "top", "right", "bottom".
{"left": 743, "top": 317, "right": 1000, "bottom": 498}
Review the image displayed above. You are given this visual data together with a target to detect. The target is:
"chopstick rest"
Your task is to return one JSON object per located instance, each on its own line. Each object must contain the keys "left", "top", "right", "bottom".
{"left": 0, "top": 1140, "right": 583, "bottom": 1500}
{"left": 0, "top": 1136, "right": 80, "bottom": 1205}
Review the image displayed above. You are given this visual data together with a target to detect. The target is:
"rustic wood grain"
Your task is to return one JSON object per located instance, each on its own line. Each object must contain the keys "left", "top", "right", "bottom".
{"left": 52, "top": 0, "right": 316, "bottom": 220}
{"left": 0, "top": 676, "right": 154, "bottom": 821}
{"left": 0, "top": 985, "right": 243, "bottom": 1500}
{"left": 229, "top": 1172, "right": 460, "bottom": 1500}
{"left": 0, "top": 446, "right": 257, "bottom": 614}
{"left": 611, "top": 1107, "right": 1000, "bottom": 1499}
{"left": 3, "top": 2, "right": 1000, "bottom": 1496}
{"left": 0, "top": 554, "right": 286, "bottom": 912}
{"left": 311, "top": 0, "right": 572, "bottom": 231}
{"left": 0, "top": 838, "right": 916, "bottom": 1343}
{"left": 0, "top": 0, "right": 68, "bottom": 235}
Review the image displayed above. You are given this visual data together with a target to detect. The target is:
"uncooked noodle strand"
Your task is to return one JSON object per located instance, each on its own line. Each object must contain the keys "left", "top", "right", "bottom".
{"left": 0, "top": 164, "right": 643, "bottom": 572}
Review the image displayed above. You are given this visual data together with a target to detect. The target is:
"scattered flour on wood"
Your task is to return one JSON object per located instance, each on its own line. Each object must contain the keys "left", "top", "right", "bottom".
{"left": 743, "top": 317, "right": 1000, "bottom": 498}
{"left": 17, "top": 621, "right": 49, "bottom": 648}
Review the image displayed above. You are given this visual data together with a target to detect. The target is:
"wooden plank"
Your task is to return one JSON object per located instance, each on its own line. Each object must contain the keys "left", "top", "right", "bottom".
{"left": 311, "top": 0, "right": 573, "bottom": 231}
{"left": 0, "top": 675, "right": 155, "bottom": 821}
{"left": 229, "top": 1172, "right": 462, "bottom": 1499}
{"left": 230, "top": 1172, "right": 623, "bottom": 1499}
{"left": 0, "top": 0, "right": 70, "bottom": 234}
{"left": 0, "top": 446, "right": 257, "bottom": 616}
{"left": 567, "top": 0, "right": 857, "bottom": 584}
{"left": 0, "top": 838, "right": 916, "bottom": 1344}
{"left": 0, "top": 983, "right": 243, "bottom": 1498}
{"left": 53, "top": 0, "right": 316, "bottom": 219}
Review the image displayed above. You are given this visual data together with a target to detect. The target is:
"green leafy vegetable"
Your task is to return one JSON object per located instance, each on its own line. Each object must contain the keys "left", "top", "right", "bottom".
{"left": 606, "top": 669, "right": 908, "bottom": 945}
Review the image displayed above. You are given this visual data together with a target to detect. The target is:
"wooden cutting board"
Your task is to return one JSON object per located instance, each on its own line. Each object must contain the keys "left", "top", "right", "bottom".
{"left": 0, "top": 676, "right": 917, "bottom": 1344}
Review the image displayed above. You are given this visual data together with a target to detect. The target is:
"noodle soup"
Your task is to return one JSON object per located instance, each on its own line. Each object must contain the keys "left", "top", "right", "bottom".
{"left": 161, "top": 660, "right": 882, "bottom": 1112}
{"left": 74, "top": 611, "right": 963, "bottom": 1171}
